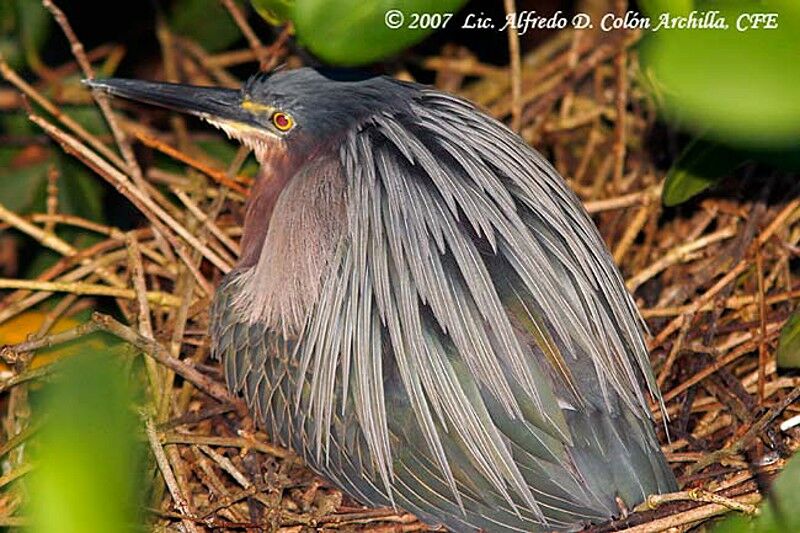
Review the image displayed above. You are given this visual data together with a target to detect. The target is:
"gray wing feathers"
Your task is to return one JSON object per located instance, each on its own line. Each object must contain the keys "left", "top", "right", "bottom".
{"left": 213, "top": 83, "right": 673, "bottom": 531}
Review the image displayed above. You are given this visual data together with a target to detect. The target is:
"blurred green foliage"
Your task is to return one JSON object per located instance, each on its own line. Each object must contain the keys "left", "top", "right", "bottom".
{"left": 640, "top": 0, "right": 800, "bottom": 148}
{"left": 713, "top": 453, "right": 800, "bottom": 532}
{"left": 169, "top": 0, "right": 241, "bottom": 52}
{"left": 661, "top": 138, "right": 745, "bottom": 206}
{"left": 251, "top": 0, "right": 293, "bottom": 25}
{"left": 29, "top": 350, "right": 147, "bottom": 533}
{"left": 639, "top": 0, "right": 800, "bottom": 205}
{"left": 0, "top": 108, "right": 107, "bottom": 277}
{"left": 0, "top": 0, "right": 50, "bottom": 70}
{"left": 776, "top": 305, "right": 800, "bottom": 369}
{"left": 251, "top": 0, "right": 468, "bottom": 65}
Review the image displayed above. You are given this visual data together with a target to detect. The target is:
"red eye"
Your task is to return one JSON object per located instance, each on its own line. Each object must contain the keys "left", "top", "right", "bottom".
{"left": 272, "top": 112, "right": 293, "bottom": 131}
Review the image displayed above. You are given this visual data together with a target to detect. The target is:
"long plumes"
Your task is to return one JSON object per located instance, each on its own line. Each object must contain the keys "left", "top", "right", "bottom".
{"left": 286, "top": 90, "right": 656, "bottom": 515}
{"left": 215, "top": 72, "right": 670, "bottom": 530}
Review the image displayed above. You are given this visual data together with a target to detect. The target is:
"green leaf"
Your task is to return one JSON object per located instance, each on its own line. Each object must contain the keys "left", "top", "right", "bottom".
{"left": 0, "top": 151, "right": 50, "bottom": 213}
{"left": 170, "top": 0, "right": 241, "bottom": 52}
{"left": 16, "top": 0, "right": 51, "bottom": 70}
{"left": 0, "top": 0, "right": 51, "bottom": 69}
{"left": 640, "top": 1, "right": 800, "bottom": 149}
{"left": 713, "top": 453, "right": 800, "bottom": 532}
{"left": 29, "top": 350, "right": 146, "bottom": 533}
{"left": 292, "top": 0, "right": 468, "bottom": 66}
{"left": 662, "top": 138, "right": 746, "bottom": 206}
{"left": 250, "top": 0, "right": 294, "bottom": 24}
{"left": 777, "top": 305, "right": 800, "bottom": 369}
{"left": 57, "top": 156, "right": 105, "bottom": 222}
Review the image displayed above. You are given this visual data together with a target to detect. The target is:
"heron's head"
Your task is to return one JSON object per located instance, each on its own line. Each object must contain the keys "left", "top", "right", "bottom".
{"left": 85, "top": 68, "right": 409, "bottom": 165}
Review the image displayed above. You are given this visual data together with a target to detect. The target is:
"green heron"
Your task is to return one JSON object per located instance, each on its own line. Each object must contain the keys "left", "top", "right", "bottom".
{"left": 88, "top": 69, "right": 676, "bottom": 532}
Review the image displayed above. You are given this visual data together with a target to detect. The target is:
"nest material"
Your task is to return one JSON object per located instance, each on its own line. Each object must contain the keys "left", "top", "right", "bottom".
{"left": 0, "top": 1, "right": 798, "bottom": 531}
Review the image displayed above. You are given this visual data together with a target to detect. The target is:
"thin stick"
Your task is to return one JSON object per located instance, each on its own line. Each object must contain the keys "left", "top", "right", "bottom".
{"left": 503, "top": 0, "right": 522, "bottom": 132}
{"left": 44, "top": 165, "right": 59, "bottom": 233}
{"left": 197, "top": 444, "right": 252, "bottom": 488}
{"left": 144, "top": 418, "right": 199, "bottom": 533}
{"left": 172, "top": 189, "right": 240, "bottom": 258}
{"left": 3, "top": 314, "right": 236, "bottom": 405}
{"left": 125, "top": 124, "right": 250, "bottom": 195}
{"left": 0, "top": 55, "right": 125, "bottom": 169}
{"left": 0, "top": 202, "right": 79, "bottom": 258}
{"left": 0, "top": 278, "right": 179, "bottom": 306}
{"left": 29, "top": 112, "right": 226, "bottom": 292}
{"left": 627, "top": 225, "right": 738, "bottom": 292}
{"left": 613, "top": 202, "right": 651, "bottom": 264}
{"left": 612, "top": 0, "right": 628, "bottom": 187}
{"left": 126, "top": 233, "right": 163, "bottom": 404}
{"left": 576, "top": 183, "right": 663, "bottom": 214}
{"left": 656, "top": 314, "right": 692, "bottom": 388}
{"left": 637, "top": 488, "right": 759, "bottom": 515}
{"left": 651, "top": 195, "right": 800, "bottom": 349}
{"left": 615, "top": 492, "right": 761, "bottom": 533}
{"left": 641, "top": 288, "right": 800, "bottom": 318}
{"left": 176, "top": 37, "right": 241, "bottom": 88}
{"left": 0, "top": 462, "right": 35, "bottom": 490}
{"left": 126, "top": 234, "right": 155, "bottom": 338}
{"left": 92, "top": 313, "right": 237, "bottom": 405}
{"left": 220, "top": 0, "right": 269, "bottom": 69}
{"left": 161, "top": 433, "right": 294, "bottom": 460}
{"left": 660, "top": 326, "right": 782, "bottom": 405}
{"left": 756, "top": 246, "right": 767, "bottom": 403}
{"left": 685, "top": 385, "right": 800, "bottom": 475}
{"left": 42, "top": 0, "right": 150, "bottom": 196}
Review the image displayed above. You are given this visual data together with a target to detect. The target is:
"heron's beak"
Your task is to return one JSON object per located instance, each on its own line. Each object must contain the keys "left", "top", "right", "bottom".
{"left": 84, "top": 78, "right": 259, "bottom": 129}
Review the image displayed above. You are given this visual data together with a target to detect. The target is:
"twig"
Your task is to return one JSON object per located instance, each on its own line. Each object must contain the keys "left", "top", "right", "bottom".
{"left": 0, "top": 200, "right": 125, "bottom": 288}
{"left": 0, "top": 278, "right": 179, "bottom": 306}
{"left": 2, "top": 313, "right": 236, "bottom": 405}
{"left": 44, "top": 165, "right": 59, "bottom": 233}
{"left": 613, "top": 202, "right": 652, "bottom": 264}
{"left": 0, "top": 54, "right": 125, "bottom": 169}
{"left": 0, "top": 420, "right": 42, "bottom": 458}
{"left": 651, "top": 195, "right": 800, "bottom": 349}
{"left": 172, "top": 189, "right": 240, "bottom": 258}
{"left": 641, "top": 288, "right": 800, "bottom": 318}
{"left": 612, "top": 0, "right": 628, "bottom": 187}
{"left": 756, "top": 246, "right": 767, "bottom": 403}
{"left": 197, "top": 444, "right": 252, "bottom": 488}
{"left": 637, "top": 488, "right": 759, "bottom": 515}
{"left": 502, "top": 0, "right": 522, "bottom": 132}
{"left": 220, "top": 0, "right": 270, "bottom": 69}
{"left": 0, "top": 365, "right": 56, "bottom": 394}
{"left": 615, "top": 492, "right": 761, "bottom": 533}
{"left": 92, "top": 313, "right": 237, "bottom": 405}
{"left": 144, "top": 417, "right": 200, "bottom": 533}
{"left": 176, "top": 37, "right": 241, "bottom": 88}
{"left": 161, "top": 433, "right": 294, "bottom": 460}
{"left": 660, "top": 324, "right": 782, "bottom": 405}
{"left": 656, "top": 314, "right": 692, "bottom": 388}
{"left": 29, "top": 112, "right": 227, "bottom": 292}
{"left": 685, "top": 386, "right": 800, "bottom": 475}
{"left": 42, "top": 0, "right": 151, "bottom": 197}
{"left": 0, "top": 462, "right": 35, "bottom": 489}
{"left": 627, "top": 225, "right": 738, "bottom": 292}
{"left": 123, "top": 123, "right": 251, "bottom": 196}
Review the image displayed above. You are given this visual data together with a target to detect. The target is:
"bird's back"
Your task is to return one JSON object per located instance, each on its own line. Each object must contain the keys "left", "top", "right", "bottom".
{"left": 211, "top": 73, "right": 676, "bottom": 532}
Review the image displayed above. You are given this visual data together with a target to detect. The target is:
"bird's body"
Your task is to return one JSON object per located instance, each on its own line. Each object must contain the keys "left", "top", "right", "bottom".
{"left": 90, "top": 69, "right": 676, "bottom": 532}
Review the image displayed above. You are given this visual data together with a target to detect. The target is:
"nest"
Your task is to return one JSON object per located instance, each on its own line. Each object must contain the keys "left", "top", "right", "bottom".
{"left": 0, "top": 1, "right": 797, "bottom": 531}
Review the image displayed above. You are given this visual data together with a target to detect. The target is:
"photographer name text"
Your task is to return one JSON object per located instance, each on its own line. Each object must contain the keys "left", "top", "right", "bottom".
{"left": 383, "top": 10, "right": 779, "bottom": 34}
